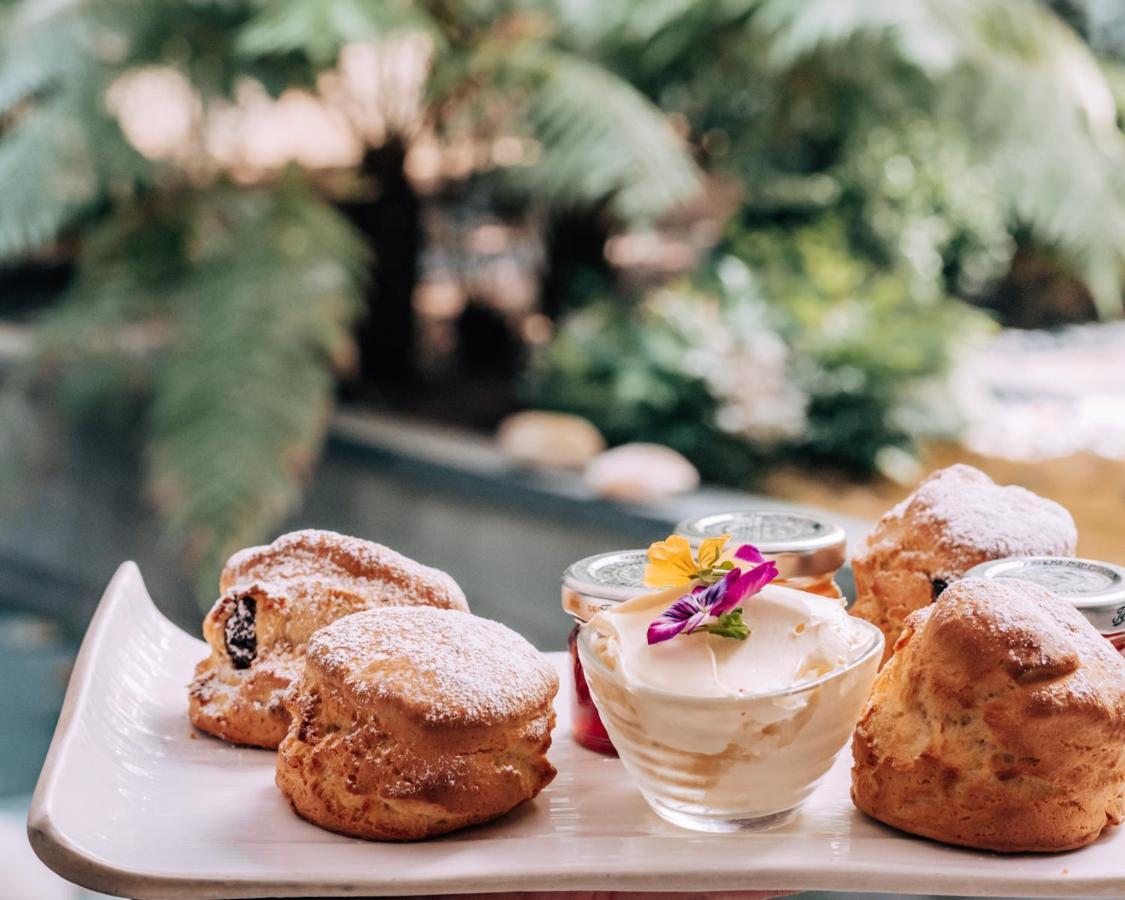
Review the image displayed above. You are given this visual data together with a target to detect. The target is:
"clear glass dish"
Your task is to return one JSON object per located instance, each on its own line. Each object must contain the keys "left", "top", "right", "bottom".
{"left": 577, "top": 617, "right": 883, "bottom": 833}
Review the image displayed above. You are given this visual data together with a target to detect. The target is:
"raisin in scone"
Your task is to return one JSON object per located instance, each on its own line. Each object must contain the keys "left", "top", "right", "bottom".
{"left": 276, "top": 606, "right": 558, "bottom": 840}
{"left": 851, "top": 464, "right": 1076, "bottom": 665}
{"left": 189, "top": 530, "right": 467, "bottom": 748}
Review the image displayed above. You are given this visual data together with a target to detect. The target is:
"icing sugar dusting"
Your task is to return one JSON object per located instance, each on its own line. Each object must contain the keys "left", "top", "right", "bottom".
{"left": 222, "top": 529, "right": 467, "bottom": 613}
{"left": 885, "top": 464, "right": 1076, "bottom": 567}
{"left": 308, "top": 607, "right": 558, "bottom": 726}
{"left": 929, "top": 578, "right": 1125, "bottom": 710}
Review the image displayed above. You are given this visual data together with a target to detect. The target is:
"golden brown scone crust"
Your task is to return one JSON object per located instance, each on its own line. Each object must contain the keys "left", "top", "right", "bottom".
{"left": 852, "top": 577, "right": 1125, "bottom": 852}
{"left": 276, "top": 606, "right": 558, "bottom": 841}
{"left": 189, "top": 530, "right": 468, "bottom": 748}
{"left": 851, "top": 464, "right": 1076, "bottom": 664}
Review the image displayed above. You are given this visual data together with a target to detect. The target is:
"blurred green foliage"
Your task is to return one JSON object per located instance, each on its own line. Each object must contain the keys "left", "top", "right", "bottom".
{"left": 529, "top": 0, "right": 1125, "bottom": 484}
{"left": 559, "top": 0, "right": 1125, "bottom": 315}
{"left": 0, "top": 0, "right": 697, "bottom": 597}
{"left": 1, "top": 0, "right": 1124, "bottom": 590}
{"left": 529, "top": 216, "right": 992, "bottom": 483}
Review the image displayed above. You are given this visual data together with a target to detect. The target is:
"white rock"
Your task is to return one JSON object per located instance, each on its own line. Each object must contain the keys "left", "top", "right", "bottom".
{"left": 584, "top": 443, "right": 700, "bottom": 502}
{"left": 496, "top": 410, "right": 606, "bottom": 470}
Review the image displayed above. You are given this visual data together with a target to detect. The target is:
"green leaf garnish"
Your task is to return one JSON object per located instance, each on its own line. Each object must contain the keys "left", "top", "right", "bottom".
{"left": 697, "top": 607, "right": 751, "bottom": 640}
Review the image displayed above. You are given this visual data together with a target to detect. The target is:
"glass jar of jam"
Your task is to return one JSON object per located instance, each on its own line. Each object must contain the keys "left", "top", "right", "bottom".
{"left": 675, "top": 510, "right": 847, "bottom": 600}
{"left": 966, "top": 557, "right": 1125, "bottom": 655}
{"left": 562, "top": 549, "right": 649, "bottom": 755}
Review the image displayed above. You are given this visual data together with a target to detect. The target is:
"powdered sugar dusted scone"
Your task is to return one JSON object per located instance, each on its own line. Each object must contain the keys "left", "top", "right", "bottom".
{"left": 189, "top": 530, "right": 468, "bottom": 748}
{"left": 276, "top": 607, "right": 558, "bottom": 840}
{"left": 851, "top": 464, "right": 1076, "bottom": 664}
{"left": 852, "top": 578, "right": 1125, "bottom": 852}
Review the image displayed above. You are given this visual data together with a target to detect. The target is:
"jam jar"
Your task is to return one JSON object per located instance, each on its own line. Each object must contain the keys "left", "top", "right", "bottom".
{"left": 675, "top": 510, "right": 847, "bottom": 600}
{"left": 562, "top": 549, "right": 650, "bottom": 755}
{"left": 966, "top": 557, "right": 1125, "bottom": 655}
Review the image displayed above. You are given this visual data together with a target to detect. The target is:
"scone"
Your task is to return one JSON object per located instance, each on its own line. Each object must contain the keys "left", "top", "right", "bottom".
{"left": 189, "top": 530, "right": 468, "bottom": 748}
{"left": 851, "top": 464, "right": 1076, "bottom": 664}
{"left": 852, "top": 577, "right": 1125, "bottom": 852}
{"left": 276, "top": 606, "right": 558, "bottom": 840}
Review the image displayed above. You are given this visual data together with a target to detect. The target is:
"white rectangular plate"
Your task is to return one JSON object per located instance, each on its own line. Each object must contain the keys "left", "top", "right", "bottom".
{"left": 29, "top": 563, "right": 1125, "bottom": 898}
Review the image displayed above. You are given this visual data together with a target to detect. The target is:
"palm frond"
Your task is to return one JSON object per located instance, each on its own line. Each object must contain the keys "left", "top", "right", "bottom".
{"left": 146, "top": 185, "right": 367, "bottom": 599}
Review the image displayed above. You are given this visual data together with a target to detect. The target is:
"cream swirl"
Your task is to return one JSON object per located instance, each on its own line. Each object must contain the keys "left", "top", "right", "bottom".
{"left": 587, "top": 583, "right": 864, "bottom": 698}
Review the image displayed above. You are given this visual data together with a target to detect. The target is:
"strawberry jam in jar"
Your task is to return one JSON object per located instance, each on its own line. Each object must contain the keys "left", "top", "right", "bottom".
{"left": 562, "top": 549, "right": 649, "bottom": 755}
{"left": 676, "top": 510, "right": 847, "bottom": 600}
{"left": 967, "top": 556, "right": 1125, "bottom": 655}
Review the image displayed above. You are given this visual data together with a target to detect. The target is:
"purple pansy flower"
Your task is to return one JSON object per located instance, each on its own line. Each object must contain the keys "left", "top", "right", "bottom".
{"left": 646, "top": 556, "right": 779, "bottom": 645}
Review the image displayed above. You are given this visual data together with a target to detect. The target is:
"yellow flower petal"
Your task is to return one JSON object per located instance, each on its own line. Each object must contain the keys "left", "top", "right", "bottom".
{"left": 644, "top": 535, "right": 698, "bottom": 587}
{"left": 696, "top": 533, "right": 731, "bottom": 570}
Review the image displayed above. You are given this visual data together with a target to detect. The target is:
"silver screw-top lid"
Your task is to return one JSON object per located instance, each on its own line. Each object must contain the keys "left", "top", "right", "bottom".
{"left": 561, "top": 549, "right": 650, "bottom": 621}
{"left": 675, "top": 510, "right": 846, "bottom": 579}
{"left": 966, "top": 556, "right": 1125, "bottom": 637}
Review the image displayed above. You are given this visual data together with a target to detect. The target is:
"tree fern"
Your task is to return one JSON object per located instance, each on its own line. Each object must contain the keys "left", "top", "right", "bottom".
{"left": 0, "top": 0, "right": 153, "bottom": 261}
{"left": 554, "top": 0, "right": 1125, "bottom": 312}
{"left": 0, "top": 0, "right": 86, "bottom": 116}
{"left": 753, "top": 0, "right": 1125, "bottom": 314}
{"left": 238, "top": 0, "right": 437, "bottom": 66}
{"left": 147, "top": 185, "right": 367, "bottom": 597}
{"left": 236, "top": 0, "right": 701, "bottom": 224}
{"left": 496, "top": 48, "right": 700, "bottom": 221}
{"left": 1, "top": 183, "right": 367, "bottom": 600}
{"left": 0, "top": 101, "right": 100, "bottom": 261}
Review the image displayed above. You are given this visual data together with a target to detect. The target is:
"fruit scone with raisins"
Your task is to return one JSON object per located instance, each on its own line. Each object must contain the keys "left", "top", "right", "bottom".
{"left": 188, "top": 529, "right": 467, "bottom": 748}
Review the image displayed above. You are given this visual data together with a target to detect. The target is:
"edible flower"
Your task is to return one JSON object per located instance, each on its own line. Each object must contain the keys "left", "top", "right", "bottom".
{"left": 647, "top": 554, "right": 779, "bottom": 645}
{"left": 643, "top": 533, "right": 731, "bottom": 588}
{"left": 733, "top": 543, "right": 764, "bottom": 564}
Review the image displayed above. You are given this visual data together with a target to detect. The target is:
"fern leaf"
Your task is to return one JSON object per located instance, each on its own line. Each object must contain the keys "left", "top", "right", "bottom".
{"left": 238, "top": 0, "right": 437, "bottom": 66}
{"left": 0, "top": 102, "right": 101, "bottom": 261}
{"left": 146, "top": 185, "right": 367, "bottom": 599}
{"left": 753, "top": 0, "right": 1125, "bottom": 314}
{"left": 753, "top": 0, "right": 973, "bottom": 72}
{"left": 510, "top": 49, "right": 701, "bottom": 222}
{"left": 0, "top": 0, "right": 85, "bottom": 115}
{"left": 955, "top": 9, "right": 1125, "bottom": 316}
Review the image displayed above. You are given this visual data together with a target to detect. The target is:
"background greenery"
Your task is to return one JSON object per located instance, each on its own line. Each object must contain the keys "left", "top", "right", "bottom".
{"left": 1, "top": 0, "right": 1123, "bottom": 597}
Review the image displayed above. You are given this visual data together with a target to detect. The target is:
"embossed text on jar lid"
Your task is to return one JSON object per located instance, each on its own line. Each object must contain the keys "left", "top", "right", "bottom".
{"left": 966, "top": 556, "right": 1125, "bottom": 648}
{"left": 562, "top": 549, "right": 650, "bottom": 621}
{"left": 965, "top": 557, "right": 1125, "bottom": 609}
{"left": 563, "top": 549, "right": 649, "bottom": 601}
{"left": 674, "top": 510, "right": 846, "bottom": 578}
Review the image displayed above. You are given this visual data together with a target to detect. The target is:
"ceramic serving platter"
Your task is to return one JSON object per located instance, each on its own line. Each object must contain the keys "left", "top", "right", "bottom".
{"left": 29, "top": 563, "right": 1125, "bottom": 898}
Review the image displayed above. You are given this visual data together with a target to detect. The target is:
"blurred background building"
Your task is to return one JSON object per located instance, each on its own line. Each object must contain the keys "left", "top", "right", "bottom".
{"left": 2, "top": 0, "right": 1125, "bottom": 894}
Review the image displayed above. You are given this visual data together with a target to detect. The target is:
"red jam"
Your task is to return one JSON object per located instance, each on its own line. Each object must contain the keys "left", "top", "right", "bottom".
{"left": 568, "top": 624, "right": 616, "bottom": 755}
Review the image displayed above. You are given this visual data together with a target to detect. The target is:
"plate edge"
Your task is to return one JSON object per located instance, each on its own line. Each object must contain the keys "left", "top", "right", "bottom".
{"left": 25, "top": 561, "right": 184, "bottom": 897}
{"left": 19, "top": 569, "right": 1125, "bottom": 898}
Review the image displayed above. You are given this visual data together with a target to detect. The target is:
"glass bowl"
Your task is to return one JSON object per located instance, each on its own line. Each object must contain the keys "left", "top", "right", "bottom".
{"left": 576, "top": 617, "right": 883, "bottom": 833}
